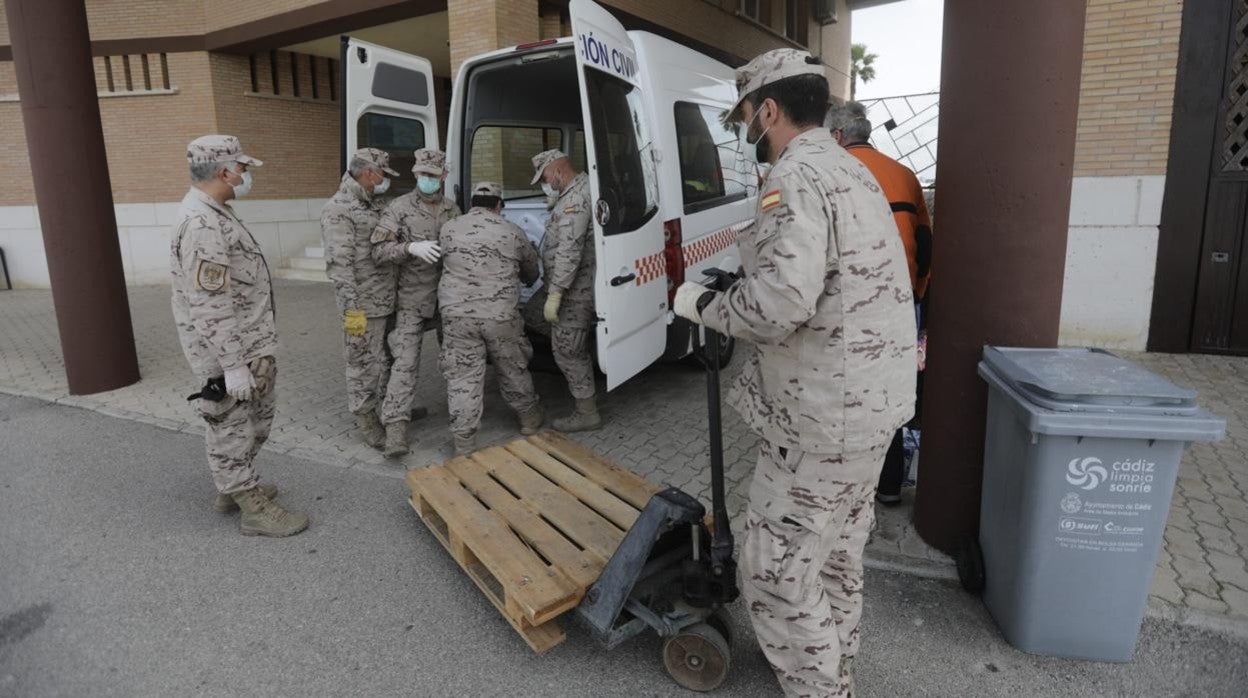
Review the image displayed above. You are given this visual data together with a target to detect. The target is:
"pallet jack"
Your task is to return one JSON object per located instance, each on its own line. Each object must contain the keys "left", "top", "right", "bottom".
{"left": 577, "top": 270, "right": 741, "bottom": 692}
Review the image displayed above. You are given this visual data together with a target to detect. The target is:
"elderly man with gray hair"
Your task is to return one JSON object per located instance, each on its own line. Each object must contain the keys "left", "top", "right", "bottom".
{"left": 827, "top": 100, "right": 933, "bottom": 507}
{"left": 321, "top": 148, "right": 402, "bottom": 449}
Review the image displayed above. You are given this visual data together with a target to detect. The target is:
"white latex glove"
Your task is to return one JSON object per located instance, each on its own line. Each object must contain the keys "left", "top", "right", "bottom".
{"left": 673, "top": 282, "right": 709, "bottom": 324}
{"left": 223, "top": 364, "right": 256, "bottom": 401}
{"left": 408, "top": 241, "right": 441, "bottom": 264}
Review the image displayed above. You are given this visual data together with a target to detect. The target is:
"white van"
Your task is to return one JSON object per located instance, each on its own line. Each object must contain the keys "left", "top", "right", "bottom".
{"left": 342, "top": 0, "right": 757, "bottom": 390}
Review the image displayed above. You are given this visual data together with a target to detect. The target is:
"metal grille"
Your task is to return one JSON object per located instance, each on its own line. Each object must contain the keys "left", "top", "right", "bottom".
{"left": 860, "top": 92, "right": 940, "bottom": 185}
{"left": 1223, "top": 0, "right": 1248, "bottom": 171}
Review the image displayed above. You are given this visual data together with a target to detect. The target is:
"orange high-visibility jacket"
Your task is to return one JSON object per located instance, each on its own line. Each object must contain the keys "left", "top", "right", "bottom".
{"left": 845, "top": 142, "right": 932, "bottom": 299}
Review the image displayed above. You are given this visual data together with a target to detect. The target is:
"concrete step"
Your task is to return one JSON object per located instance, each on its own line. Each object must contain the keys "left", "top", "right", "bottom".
{"left": 288, "top": 256, "right": 327, "bottom": 271}
{"left": 304, "top": 245, "right": 325, "bottom": 258}
{"left": 273, "top": 266, "right": 328, "bottom": 283}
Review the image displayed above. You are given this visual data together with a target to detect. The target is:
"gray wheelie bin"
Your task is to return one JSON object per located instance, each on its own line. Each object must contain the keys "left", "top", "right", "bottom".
{"left": 969, "top": 346, "right": 1225, "bottom": 662}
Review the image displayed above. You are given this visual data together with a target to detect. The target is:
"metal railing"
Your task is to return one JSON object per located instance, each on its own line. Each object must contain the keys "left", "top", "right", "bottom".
{"left": 860, "top": 91, "right": 940, "bottom": 186}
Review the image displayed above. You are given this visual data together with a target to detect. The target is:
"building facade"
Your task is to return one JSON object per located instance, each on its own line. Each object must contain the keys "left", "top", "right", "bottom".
{"left": 0, "top": 0, "right": 859, "bottom": 287}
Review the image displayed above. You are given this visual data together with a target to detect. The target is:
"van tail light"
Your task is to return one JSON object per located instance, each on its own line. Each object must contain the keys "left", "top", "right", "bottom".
{"left": 663, "top": 218, "right": 685, "bottom": 306}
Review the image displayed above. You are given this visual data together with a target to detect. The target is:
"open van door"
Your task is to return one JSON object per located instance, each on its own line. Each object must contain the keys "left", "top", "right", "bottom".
{"left": 341, "top": 37, "right": 439, "bottom": 195}
{"left": 569, "top": 0, "right": 666, "bottom": 390}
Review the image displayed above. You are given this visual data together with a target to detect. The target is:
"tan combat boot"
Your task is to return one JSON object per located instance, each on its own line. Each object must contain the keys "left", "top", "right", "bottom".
{"left": 356, "top": 411, "right": 386, "bottom": 449}
{"left": 453, "top": 433, "right": 476, "bottom": 457}
{"left": 552, "top": 397, "right": 602, "bottom": 432}
{"left": 518, "top": 405, "right": 544, "bottom": 436}
{"left": 213, "top": 483, "right": 277, "bottom": 513}
{"left": 384, "top": 421, "right": 410, "bottom": 459}
{"left": 231, "top": 487, "right": 309, "bottom": 538}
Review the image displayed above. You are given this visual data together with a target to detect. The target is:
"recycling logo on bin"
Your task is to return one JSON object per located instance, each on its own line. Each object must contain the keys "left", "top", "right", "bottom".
{"left": 1065, "top": 457, "right": 1107, "bottom": 490}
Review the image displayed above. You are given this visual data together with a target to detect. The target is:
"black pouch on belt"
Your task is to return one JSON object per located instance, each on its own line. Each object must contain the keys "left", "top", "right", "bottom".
{"left": 187, "top": 376, "right": 227, "bottom": 402}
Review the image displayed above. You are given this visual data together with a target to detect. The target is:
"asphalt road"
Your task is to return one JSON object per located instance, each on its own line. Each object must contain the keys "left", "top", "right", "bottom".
{"left": 1, "top": 393, "right": 1245, "bottom": 697}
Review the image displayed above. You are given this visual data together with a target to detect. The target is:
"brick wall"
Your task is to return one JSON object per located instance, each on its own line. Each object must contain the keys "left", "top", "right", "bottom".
{"left": 0, "top": 51, "right": 217, "bottom": 206}
{"left": 1073, "top": 0, "right": 1183, "bottom": 177}
{"left": 448, "top": 0, "right": 541, "bottom": 78}
{"left": 212, "top": 52, "right": 341, "bottom": 200}
{"left": 0, "top": 0, "right": 204, "bottom": 44}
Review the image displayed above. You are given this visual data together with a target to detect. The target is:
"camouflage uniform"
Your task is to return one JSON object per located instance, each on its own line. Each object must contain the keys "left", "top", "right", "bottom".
{"left": 696, "top": 50, "right": 917, "bottom": 697}
{"left": 320, "top": 148, "right": 400, "bottom": 416}
{"left": 438, "top": 183, "right": 541, "bottom": 438}
{"left": 170, "top": 136, "right": 277, "bottom": 495}
{"left": 371, "top": 149, "right": 460, "bottom": 426}
{"left": 537, "top": 167, "right": 596, "bottom": 399}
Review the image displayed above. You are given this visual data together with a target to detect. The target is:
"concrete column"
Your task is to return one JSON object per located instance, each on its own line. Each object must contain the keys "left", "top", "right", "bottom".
{"left": 5, "top": 0, "right": 139, "bottom": 395}
{"left": 448, "top": 0, "right": 540, "bottom": 80}
{"left": 914, "top": 0, "right": 1087, "bottom": 552}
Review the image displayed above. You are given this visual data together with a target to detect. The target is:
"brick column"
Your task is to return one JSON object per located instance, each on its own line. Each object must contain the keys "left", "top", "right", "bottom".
{"left": 449, "top": 0, "right": 540, "bottom": 80}
{"left": 540, "top": 6, "right": 563, "bottom": 40}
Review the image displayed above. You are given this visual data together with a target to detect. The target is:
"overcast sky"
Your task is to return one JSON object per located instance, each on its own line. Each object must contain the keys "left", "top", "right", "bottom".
{"left": 851, "top": 0, "right": 944, "bottom": 99}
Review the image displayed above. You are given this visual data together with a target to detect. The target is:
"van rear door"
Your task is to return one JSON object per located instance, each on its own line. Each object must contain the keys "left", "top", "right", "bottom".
{"left": 341, "top": 37, "right": 439, "bottom": 194}
{"left": 569, "top": 0, "right": 666, "bottom": 390}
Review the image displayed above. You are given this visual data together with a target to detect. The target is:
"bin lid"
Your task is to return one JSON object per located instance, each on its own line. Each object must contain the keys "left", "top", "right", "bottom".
{"left": 981, "top": 346, "right": 1199, "bottom": 415}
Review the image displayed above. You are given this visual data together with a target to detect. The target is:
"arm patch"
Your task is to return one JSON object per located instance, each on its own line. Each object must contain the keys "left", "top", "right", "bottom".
{"left": 195, "top": 259, "right": 230, "bottom": 292}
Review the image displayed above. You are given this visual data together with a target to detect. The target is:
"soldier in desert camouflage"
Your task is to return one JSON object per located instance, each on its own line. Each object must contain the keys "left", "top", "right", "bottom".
{"left": 529, "top": 149, "right": 602, "bottom": 432}
{"left": 171, "top": 135, "right": 308, "bottom": 538}
{"left": 371, "top": 148, "right": 460, "bottom": 457}
{"left": 321, "top": 148, "right": 400, "bottom": 450}
{"left": 437, "top": 182, "right": 543, "bottom": 455}
{"left": 673, "top": 50, "right": 916, "bottom": 696}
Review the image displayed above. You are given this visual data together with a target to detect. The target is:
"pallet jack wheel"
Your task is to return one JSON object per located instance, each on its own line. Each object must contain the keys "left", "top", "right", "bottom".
{"left": 662, "top": 622, "right": 731, "bottom": 692}
{"left": 956, "top": 536, "right": 985, "bottom": 595}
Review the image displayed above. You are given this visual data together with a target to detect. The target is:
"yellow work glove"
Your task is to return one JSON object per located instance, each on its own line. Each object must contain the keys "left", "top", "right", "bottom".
{"left": 343, "top": 309, "right": 367, "bottom": 337}
{"left": 543, "top": 291, "right": 562, "bottom": 325}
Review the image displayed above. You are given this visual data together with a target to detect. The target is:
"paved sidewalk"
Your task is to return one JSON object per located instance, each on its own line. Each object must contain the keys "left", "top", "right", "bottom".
{"left": 1, "top": 281, "right": 1246, "bottom": 630}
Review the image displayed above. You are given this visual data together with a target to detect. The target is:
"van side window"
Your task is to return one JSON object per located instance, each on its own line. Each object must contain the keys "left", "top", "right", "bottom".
{"left": 583, "top": 69, "right": 659, "bottom": 235}
{"left": 470, "top": 126, "right": 562, "bottom": 199}
{"left": 673, "top": 101, "right": 748, "bottom": 214}
{"left": 357, "top": 113, "right": 426, "bottom": 195}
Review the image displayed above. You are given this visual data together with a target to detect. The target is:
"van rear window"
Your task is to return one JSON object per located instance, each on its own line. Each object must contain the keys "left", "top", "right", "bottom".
{"left": 674, "top": 101, "right": 748, "bottom": 213}
{"left": 470, "top": 126, "right": 562, "bottom": 199}
{"left": 583, "top": 69, "right": 658, "bottom": 235}
{"left": 357, "top": 113, "right": 426, "bottom": 196}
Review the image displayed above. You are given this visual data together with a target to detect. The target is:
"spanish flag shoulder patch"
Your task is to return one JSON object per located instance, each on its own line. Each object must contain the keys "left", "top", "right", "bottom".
{"left": 760, "top": 190, "right": 783, "bottom": 211}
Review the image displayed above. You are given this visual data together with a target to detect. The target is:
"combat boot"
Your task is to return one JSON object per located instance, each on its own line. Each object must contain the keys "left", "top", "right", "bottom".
{"left": 518, "top": 405, "right": 544, "bottom": 436}
{"left": 453, "top": 433, "right": 476, "bottom": 457}
{"left": 213, "top": 482, "right": 277, "bottom": 513}
{"left": 384, "top": 421, "right": 410, "bottom": 459}
{"left": 356, "top": 411, "right": 386, "bottom": 449}
{"left": 552, "top": 397, "right": 601, "bottom": 433}
{"left": 231, "top": 487, "right": 309, "bottom": 538}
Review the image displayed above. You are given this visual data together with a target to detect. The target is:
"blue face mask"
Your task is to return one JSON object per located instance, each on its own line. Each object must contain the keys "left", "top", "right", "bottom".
{"left": 416, "top": 176, "right": 442, "bottom": 196}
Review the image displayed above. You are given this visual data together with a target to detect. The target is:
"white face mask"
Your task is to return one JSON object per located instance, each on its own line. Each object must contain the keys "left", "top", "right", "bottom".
{"left": 230, "top": 169, "right": 253, "bottom": 199}
{"left": 541, "top": 182, "right": 557, "bottom": 199}
{"left": 374, "top": 176, "right": 391, "bottom": 195}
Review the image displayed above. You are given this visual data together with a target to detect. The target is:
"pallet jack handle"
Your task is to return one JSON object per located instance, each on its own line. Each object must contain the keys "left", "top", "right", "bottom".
{"left": 700, "top": 269, "right": 738, "bottom": 574}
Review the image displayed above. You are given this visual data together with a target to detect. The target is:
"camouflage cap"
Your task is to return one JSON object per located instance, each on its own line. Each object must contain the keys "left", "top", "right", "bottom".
{"left": 412, "top": 148, "right": 447, "bottom": 176}
{"left": 723, "top": 48, "right": 826, "bottom": 124}
{"left": 530, "top": 148, "right": 568, "bottom": 185}
{"left": 472, "top": 181, "right": 503, "bottom": 199}
{"left": 186, "top": 135, "right": 263, "bottom": 167}
{"left": 352, "top": 147, "right": 400, "bottom": 177}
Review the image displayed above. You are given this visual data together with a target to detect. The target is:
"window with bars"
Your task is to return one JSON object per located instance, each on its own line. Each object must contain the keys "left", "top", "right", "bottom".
{"left": 1222, "top": 0, "right": 1248, "bottom": 171}
{"left": 98, "top": 53, "right": 173, "bottom": 94}
{"left": 247, "top": 51, "right": 339, "bottom": 102}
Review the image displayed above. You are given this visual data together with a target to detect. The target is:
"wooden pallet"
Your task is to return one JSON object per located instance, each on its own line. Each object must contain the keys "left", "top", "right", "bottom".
{"left": 406, "top": 431, "right": 662, "bottom": 652}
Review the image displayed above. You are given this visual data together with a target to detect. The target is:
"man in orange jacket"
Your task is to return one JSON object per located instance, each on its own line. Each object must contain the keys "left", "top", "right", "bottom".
{"left": 827, "top": 100, "right": 931, "bottom": 505}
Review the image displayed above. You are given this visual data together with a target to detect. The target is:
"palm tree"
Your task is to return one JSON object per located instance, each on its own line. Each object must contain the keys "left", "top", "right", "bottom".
{"left": 850, "top": 43, "right": 878, "bottom": 100}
